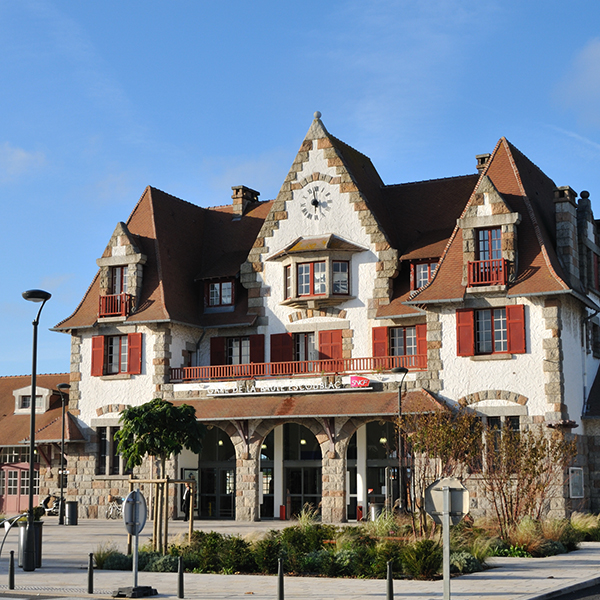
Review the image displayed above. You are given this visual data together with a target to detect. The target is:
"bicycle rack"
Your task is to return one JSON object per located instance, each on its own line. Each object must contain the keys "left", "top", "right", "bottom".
{"left": 0, "top": 516, "right": 25, "bottom": 561}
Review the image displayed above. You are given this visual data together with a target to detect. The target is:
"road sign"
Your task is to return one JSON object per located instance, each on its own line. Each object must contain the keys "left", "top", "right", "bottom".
{"left": 424, "top": 477, "right": 469, "bottom": 526}
{"left": 124, "top": 490, "right": 147, "bottom": 536}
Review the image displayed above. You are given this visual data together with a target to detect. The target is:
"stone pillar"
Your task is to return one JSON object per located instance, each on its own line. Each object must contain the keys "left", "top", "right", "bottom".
{"left": 320, "top": 443, "right": 347, "bottom": 524}
{"left": 235, "top": 439, "right": 261, "bottom": 522}
{"left": 554, "top": 186, "right": 580, "bottom": 285}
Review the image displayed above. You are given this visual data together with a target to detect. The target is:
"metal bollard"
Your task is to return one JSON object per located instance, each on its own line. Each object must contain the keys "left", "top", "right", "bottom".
{"left": 88, "top": 553, "right": 94, "bottom": 594}
{"left": 278, "top": 557, "right": 284, "bottom": 600}
{"left": 177, "top": 556, "right": 184, "bottom": 598}
{"left": 387, "top": 560, "right": 393, "bottom": 600}
{"left": 9, "top": 550, "right": 14, "bottom": 590}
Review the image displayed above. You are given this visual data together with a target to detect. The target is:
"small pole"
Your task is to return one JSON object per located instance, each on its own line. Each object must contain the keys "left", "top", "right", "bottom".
{"left": 164, "top": 476, "right": 170, "bottom": 555}
{"left": 177, "top": 555, "right": 184, "bottom": 598}
{"left": 442, "top": 486, "right": 451, "bottom": 600}
{"left": 88, "top": 552, "right": 94, "bottom": 594}
{"left": 277, "top": 557, "right": 284, "bottom": 600}
{"left": 9, "top": 550, "right": 15, "bottom": 590}
{"left": 386, "top": 560, "right": 393, "bottom": 600}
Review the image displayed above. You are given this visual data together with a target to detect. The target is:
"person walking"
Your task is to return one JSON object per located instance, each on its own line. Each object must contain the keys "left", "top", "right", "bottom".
{"left": 182, "top": 482, "right": 191, "bottom": 521}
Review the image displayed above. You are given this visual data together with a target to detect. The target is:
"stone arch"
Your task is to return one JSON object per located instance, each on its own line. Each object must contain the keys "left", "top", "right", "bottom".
{"left": 95, "top": 403, "right": 130, "bottom": 416}
{"left": 288, "top": 306, "right": 348, "bottom": 322}
{"left": 458, "top": 390, "right": 528, "bottom": 408}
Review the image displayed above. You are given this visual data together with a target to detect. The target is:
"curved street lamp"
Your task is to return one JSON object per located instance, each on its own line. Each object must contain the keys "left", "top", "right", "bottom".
{"left": 391, "top": 366, "right": 408, "bottom": 511}
{"left": 57, "top": 383, "right": 71, "bottom": 525}
{"left": 22, "top": 289, "right": 51, "bottom": 572}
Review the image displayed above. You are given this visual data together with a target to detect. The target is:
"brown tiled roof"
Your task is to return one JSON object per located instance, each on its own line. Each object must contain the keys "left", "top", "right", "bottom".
{"left": 173, "top": 389, "right": 447, "bottom": 421}
{"left": 0, "top": 374, "right": 84, "bottom": 446}
{"left": 55, "top": 188, "right": 271, "bottom": 330}
{"left": 409, "top": 138, "right": 572, "bottom": 304}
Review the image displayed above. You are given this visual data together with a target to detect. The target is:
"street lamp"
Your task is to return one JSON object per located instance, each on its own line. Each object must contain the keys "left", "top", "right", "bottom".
{"left": 391, "top": 366, "right": 408, "bottom": 511}
{"left": 22, "top": 289, "right": 51, "bottom": 572}
{"left": 57, "top": 383, "right": 71, "bottom": 525}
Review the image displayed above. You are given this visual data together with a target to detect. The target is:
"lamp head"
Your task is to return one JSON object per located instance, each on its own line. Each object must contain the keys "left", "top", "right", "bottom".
{"left": 391, "top": 367, "right": 408, "bottom": 375}
{"left": 22, "top": 289, "right": 52, "bottom": 303}
{"left": 57, "top": 383, "right": 71, "bottom": 392}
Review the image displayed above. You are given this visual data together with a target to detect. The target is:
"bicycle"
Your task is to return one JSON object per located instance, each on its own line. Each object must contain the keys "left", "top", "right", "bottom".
{"left": 106, "top": 495, "right": 123, "bottom": 519}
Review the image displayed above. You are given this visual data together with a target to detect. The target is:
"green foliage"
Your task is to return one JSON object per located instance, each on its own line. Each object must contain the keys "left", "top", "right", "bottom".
{"left": 183, "top": 530, "right": 255, "bottom": 574}
{"left": 541, "top": 519, "right": 581, "bottom": 552}
{"left": 493, "top": 545, "right": 532, "bottom": 558}
{"left": 146, "top": 554, "right": 179, "bottom": 572}
{"left": 450, "top": 551, "right": 482, "bottom": 574}
{"left": 400, "top": 539, "right": 443, "bottom": 580}
{"left": 371, "top": 540, "right": 404, "bottom": 578}
{"left": 103, "top": 552, "right": 133, "bottom": 570}
{"left": 571, "top": 513, "right": 600, "bottom": 541}
{"left": 93, "top": 542, "right": 119, "bottom": 569}
{"left": 138, "top": 551, "right": 161, "bottom": 571}
{"left": 253, "top": 534, "right": 281, "bottom": 574}
{"left": 115, "top": 398, "right": 206, "bottom": 476}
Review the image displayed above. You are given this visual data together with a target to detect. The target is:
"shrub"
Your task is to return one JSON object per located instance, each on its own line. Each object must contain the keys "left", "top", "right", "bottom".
{"left": 138, "top": 551, "right": 161, "bottom": 571}
{"left": 541, "top": 519, "right": 580, "bottom": 552}
{"left": 253, "top": 534, "right": 281, "bottom": 574}
{"left": 146, "top": 555, "right": 179, "bottom": 572}
{"left": 508, "top": 517, "right": 545, "bottom": 557}
{"left": 450, "top": 551, "right": 482, "bottom": 574}
{"left": 371, "top": 539, "right": 404, "bottom": 578}
{"left": 493, "top": 545, "right": 532, "bottom": 558}
{"left": 220, "top": 535, "right": 255, "bottom": 573}
{"left": 300, "top": 549, "right": 334, "bottom": 575}
{"left": 400, "top": 539, "right": 442, "bottom": 580}
{"left": 570, "top": 512, "right": 600, "bottom": 541}
{"left": 94, "top": 542, "right": 119, "bottom": 569}
{"left": 103, "top": 552, "right": 132, "bottom": 570}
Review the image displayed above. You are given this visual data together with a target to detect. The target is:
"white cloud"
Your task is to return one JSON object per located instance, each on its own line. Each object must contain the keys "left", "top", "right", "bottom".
{"left": 0, "top": 142, "right": 46, "bottom": 182}
{"left": 557, "top": 38, "right": 600, "bottom": 128}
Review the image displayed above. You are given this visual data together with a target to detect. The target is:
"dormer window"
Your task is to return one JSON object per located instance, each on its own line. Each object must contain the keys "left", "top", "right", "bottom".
{"left": 19, "top": 395, "right": 42, "bottom": 410}
{"left": 205, "top": 279, "right": 235, "bottom": 310}
{"left": 99, "top": 265, "right": 133, "bottom": 317}
{"left": 13, "top": 386, "right": 52, "bottom": 414}
{"left": 468, "top": 227, "right": 507, "bottom": 286}
{"left": 412, "top": 261, "right": 438, "bottom": 290}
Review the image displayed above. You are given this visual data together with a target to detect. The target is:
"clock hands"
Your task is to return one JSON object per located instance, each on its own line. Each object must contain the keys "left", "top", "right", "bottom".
{"left": 311, "top": 188, "right": 319, "bottom": 210}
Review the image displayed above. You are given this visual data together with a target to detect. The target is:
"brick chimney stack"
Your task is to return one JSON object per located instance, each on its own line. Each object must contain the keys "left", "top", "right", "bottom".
{"left": 554, "top": 186, "right": 580, "bottom": 284}
{"left": 232, "top": 185, "right": 260, "bottom": 217}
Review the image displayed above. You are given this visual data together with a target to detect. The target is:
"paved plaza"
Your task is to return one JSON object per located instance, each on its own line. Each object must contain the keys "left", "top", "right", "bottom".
{"left": 0, "top": 518, "right": 599, "bottom": 600}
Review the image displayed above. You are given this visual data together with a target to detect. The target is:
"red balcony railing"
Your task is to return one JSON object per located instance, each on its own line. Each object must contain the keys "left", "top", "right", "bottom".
{"left": 99, "top": 293, "right": 133, "bottom": 317}
{"left": 170, "top": 354, "right": 427, "bottom": 382}
{"left": 468, "top": 259, "right": 507, "bottom": 286}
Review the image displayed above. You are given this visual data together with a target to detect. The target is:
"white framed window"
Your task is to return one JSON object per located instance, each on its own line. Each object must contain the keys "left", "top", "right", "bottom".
{"left": 569, "top": 467, "right": 584, "bottom": 499}
{"left": 390, "top": 326, "right": 417, "bottom": 356}
{"left": 227, "top": 337, "right": 250, "bottom": 365}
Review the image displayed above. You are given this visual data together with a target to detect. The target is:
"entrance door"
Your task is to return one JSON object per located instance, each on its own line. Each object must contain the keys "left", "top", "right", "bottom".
{"left": 0, "top": 465, "right": 39, "bottom": 514}
{"left": 285, "top": 466, "right": 321, "bottom": 517}
{"left": 199, "top": 467, "right": 235, "bottom": 518}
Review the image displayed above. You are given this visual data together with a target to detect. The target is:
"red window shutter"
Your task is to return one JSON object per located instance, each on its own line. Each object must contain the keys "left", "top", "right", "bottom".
{"left": 410, "top": 262, "right": 415, "bottom": 290}
{"left": 372, "top": 327, "right": 389, "bottom": 357}
{"left": 319, "top": 329, "right": 343, "bottom": 360}
{"left": 416, "top": 323, "right": 427, "bottom": 356}
{"left": 506, "top": 304, "right": 526, "bottom": 354}
{"left": 91, "top": 336, "right": 105, "bottom": 376}
{"left": 270, "top": 333, "right": 294, "bottom": 362}
{"left": 127, "top": 332, "right": 143, "bottom": 374}
{"left": 249, "top": 334, "right": 265, "bottom": 363}
{"left": 456, "top": 309, "right": 475, "bottom": 356}
{"left": 210, "top": 337, "right": 226, "bottom": 366}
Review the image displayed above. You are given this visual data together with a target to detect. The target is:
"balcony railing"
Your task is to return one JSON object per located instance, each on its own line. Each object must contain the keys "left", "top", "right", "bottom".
{"left": 170, "top": 354, "right": 427, "bottom": 382}
{"left": 468, "top": 259, "right": 507, "bottom": 286}
{"left": 99, "top": 293, "right": 133, "bottom": 318}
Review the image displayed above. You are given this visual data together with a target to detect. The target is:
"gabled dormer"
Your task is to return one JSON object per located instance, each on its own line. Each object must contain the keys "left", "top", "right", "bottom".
{"left": 12, "top": 385, "right": 54, "bottom": 415}
{"left": 96, "top": 222, "right": 147, "bottom": 319}
{"left": 457, "top": 175, "right": 521, "bottom": 293}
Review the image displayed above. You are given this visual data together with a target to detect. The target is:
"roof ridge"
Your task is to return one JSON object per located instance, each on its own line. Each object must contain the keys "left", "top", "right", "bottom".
{"left": 384, "top": 173, "right": 478, "bottom": 188}
{"left": 0, "top": 373, "right": 69, "bottom": 380}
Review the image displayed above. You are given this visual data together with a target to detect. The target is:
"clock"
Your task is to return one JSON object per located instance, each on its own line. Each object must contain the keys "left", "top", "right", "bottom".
{"left": 300, "top": 183, "right": 332, "bottom": 220}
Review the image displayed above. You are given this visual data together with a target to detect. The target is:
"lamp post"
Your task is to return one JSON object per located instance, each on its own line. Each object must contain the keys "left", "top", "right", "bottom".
{"left": 22, "top": 289, "right": 51, "bottom": 572}
{"left": 57, "top": 383, "right": 71, "bottom": 525}
{"left": 391, "top": 366, "right": 408, "bottom": 511}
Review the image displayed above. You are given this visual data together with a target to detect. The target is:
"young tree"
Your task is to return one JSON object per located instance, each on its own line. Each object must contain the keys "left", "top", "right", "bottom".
{"left": 115, "top": 398, "right": 206, "bottom": 478}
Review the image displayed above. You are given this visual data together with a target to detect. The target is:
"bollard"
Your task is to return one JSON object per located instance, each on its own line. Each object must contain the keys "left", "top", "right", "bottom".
{"left": 9, "top": 550, "right": 14, "bottom": 590}
{"left": 278, "top": 557, "right": 284, "bottom": 600}
{"left": 88, "top": 552, "right": 94, "bottom": 594}
{"left": 177, "top": 556, "right": 184, "bottom": 598}
{"left": 387, "top": 560, "right": 393, "bottom": 600}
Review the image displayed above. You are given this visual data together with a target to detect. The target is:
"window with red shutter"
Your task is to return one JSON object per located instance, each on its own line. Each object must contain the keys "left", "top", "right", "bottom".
{"left": 127, "top": 332, "right": 143, "bottom": 374}
{"left": 506, "top": 304, "right": 526, "bottom": 354}
{"left": 210, "top": 337, "right": 226, "bottom": 366}
{"left": 319, "top": 330, "right": 343, "bottom": 360}
{"left": 372, "top": 327, "right": 389, "bottom": 357}
{"left": 270, "top": 333, "right": 294, "bottom": 362}
{"left": 249, "top": 334, "right": 265, "bottom": 363}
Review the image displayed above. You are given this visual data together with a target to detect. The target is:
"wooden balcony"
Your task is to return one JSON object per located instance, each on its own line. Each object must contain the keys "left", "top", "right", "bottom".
{"left": 170, "top": 354, "right": 426, "bottom": 382}
{"left": 468, "top": 259, "right": 507, "bottom": 286}
{"left": 98, "top": 293, "right": 133, "bottom": 318}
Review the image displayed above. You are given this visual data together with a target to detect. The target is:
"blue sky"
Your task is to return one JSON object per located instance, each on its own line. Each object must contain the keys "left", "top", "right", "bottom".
{"left": 2, "top": 0, "right": 600, "bottom": 377}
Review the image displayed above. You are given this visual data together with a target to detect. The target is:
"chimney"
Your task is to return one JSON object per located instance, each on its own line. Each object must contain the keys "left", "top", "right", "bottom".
{"left": 231, "top": 185, "right": 260, "bottom": 217}
{"left": 475, "top": 154, "right": 491, "bottom": 173}
{"left": 554, "top": 186, "right": 580, "bottom": 283}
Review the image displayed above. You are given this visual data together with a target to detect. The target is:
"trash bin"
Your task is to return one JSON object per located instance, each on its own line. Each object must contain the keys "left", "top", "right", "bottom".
{"left": 369, "top": 503, "right": 383, "bottom": 521}
{"left": 17, "top": 521, "right": 43, "bottom": 568}
{"left": 65, "top": 501, "right": 78, "bottom": 525}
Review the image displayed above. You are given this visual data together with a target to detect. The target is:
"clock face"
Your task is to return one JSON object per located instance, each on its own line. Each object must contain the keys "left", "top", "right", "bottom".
{"left": 300, "top": 183, "right": 332, "bottom": 220}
